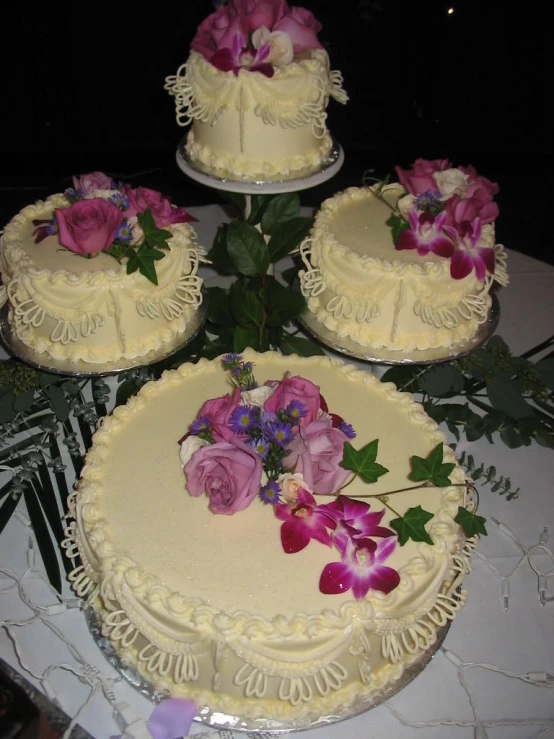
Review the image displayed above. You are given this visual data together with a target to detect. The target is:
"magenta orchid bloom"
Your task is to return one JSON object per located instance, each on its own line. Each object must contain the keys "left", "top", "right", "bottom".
{"left": 321, "top": 496, "right": 395, "bottom": 554}
{"left": 319, "top": 536, "right": 400, "bottom": 599}
{"left": 275, "top": 488, "right": 334, "bottom": 553}
{"left": 396, "top": 210, "right": 455, "bottom": 258}
{"left": 210, "top": 32, "right": 274, "bottom": 77}
{"left": 450, "top": 218, "right": 495, "bottom": 281}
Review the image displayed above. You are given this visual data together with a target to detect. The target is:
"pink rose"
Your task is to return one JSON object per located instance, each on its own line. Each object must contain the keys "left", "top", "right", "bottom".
{"left": 195, "top": 387, "right": 243, "bottom": 443}
{"left": 184, "top": 439, "right": 263, "bottom": 515}
{"left": 264, "top": 374, "right": 322, "bottom": 427}
{"left": 191, "top": 4, "right": 249, "bottom": 60}
{"left": 123, "top": 186, "right": 196, "bottom": 229}
{"left": 55, "top": 199, "right": 123, "bottom": 256}
{"left": 274, "top": 6, "right": 322, "bottom": 54}
{"left": 72, "top": 171, "right": 113, "bottom": 195}
{"left": 395, "top": 158, "right": 452, "bottom": 196}
{"left": 235, "top": 0, "right": 290, "bottom": 31}
{"left": 283, "top": 417, "right": 351, "bottom": 495}
{"left": 443, "top": 194, "right": 499, "bottom": 233}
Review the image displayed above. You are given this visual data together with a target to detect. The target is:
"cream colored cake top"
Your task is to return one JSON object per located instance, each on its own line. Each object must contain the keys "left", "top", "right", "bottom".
{"left": 75, "top": 351, "right": 466, "bottom": 629}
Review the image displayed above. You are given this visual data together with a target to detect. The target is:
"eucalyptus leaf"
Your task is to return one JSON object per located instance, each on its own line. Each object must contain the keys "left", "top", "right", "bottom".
{"left": 419, "top": 364, "right": 465, "bottom": 396}
{"left": 535, "top": 429, "right": 554, "bottom": 448}
{"left": 261, "top": 193, "right": 301, "bottom": 234}
{"left": 267, "top": 217, "right": 312, "bottom": 262}
{"left": 486, "top": 375, "right": 535, "bottom": 419}
{"left": 0, "top": 393, "right": 16, "bottom": 424}
{"left": 44, "top": 385, "right": 70, "bottom": 422}
{"left": 0, "top": 487, "right": 21, "bottom": 534}
{"left": 115, "top": 379, "right": 139, "bottom": 409}
{"left": 13, "top": 388, "right": 36, "bottom": 413}
{"left": 499, "top": 424, "right": 524, "bottom": 448}
{"left": 535, "top": 358, "right": 554, "bottom": 389}
{"left": 226, "top": 222, "right": 269, "bottom": 276}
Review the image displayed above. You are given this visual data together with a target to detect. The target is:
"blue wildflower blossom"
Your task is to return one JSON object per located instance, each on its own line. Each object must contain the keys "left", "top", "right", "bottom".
{"left": 259, "top": 480, "right": 281, "bottom": 505}
{"left": 286, "top": 400, "right": 307, "bottom": 425}
{"left": 229, "top": 406, "right": 257, "bottom": 435}
{"left": 190, "top": 416, "right": 210, "bottom": 435}
{"left": 338, "top": 421, "right": 356, "bottom": 439}
{"left": 115, "top": 220, "right": 133, "bottom": 243}
{"left": 249, "top": 436, "right": 270, "bottom": 460}
{"left": 265, "top": 421, "right": 293, "bottom": 448}
{"left": 414, "top": 189, "right": 442, "bottom": 211}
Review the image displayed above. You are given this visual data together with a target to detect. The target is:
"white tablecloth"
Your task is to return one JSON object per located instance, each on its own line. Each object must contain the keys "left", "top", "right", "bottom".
{"left": 1, "top": 205, "right": 553, "bottom": 739}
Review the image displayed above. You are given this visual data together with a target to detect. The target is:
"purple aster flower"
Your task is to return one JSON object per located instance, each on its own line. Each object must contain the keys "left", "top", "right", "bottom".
{"left": 396, "top": 210, "right": 456, "bottom": 258}
{"left": 115, "top": 221, "right": 133, "bottom": 243}
{"left": 450, "top": 218, "right": 495, "bottom": 281}
{"left": 338, "top": 421, "right": 356, "bottom": 439}
{"left": 108, "top": 193, "right": 131, "bottom": 211}
{"left": 319, "top": 536, "right": 400, "bottom": 599}
{"left": 221, "top": 353, "right": 242, "bottom": 369}
{"left": 414, "top": 189, "right": 442, "bottom": 211}
{"left": 265, "top": 421, "right": 293, "bottom": 448}
{"left": 229, "top": 406, "right": 257, "bottom": 435}
{"left": 32, "top": 218, "right": 58, "bottom": 244}
{"left": 64, "top": 187, "right": 83, "bottom": 203}
{"left": 190, "top": 416, "right": 211, "bottom": 435}
{"left": 259, "top": 480, "right": 281, "bottom": 505}
{"left": 248, "top": 436, "right": 270, "bottom": 460}
{"left": 286, "top": 400, "right": 307, "bottom": 425}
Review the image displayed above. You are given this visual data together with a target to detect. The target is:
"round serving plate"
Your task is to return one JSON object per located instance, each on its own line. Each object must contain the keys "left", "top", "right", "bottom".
{"left": 176, "top": 136, "right": 345, "bottom": 195}
{"left": 0, "top": 295, "right": 207, "bottom": 378}
{"left": 84, "top": 604, "right": 451, "bottom": 734}
{"left": 298, "top": 293, "right": 500, "bottom": 367}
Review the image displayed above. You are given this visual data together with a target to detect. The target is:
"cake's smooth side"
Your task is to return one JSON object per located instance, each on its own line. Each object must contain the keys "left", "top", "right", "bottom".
{"left": 0, "top": 195, "right": 204, "bottom": 364}
{"left": 65, "top": 351, "right": 473, "bottom": 721}
{"left": 166, "top": 49, "right": 346, "bottom": 181}
{"left": 299, "top": 186, "right": 495, "bottom": 351}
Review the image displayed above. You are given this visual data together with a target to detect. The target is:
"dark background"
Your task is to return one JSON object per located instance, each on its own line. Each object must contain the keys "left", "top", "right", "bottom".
{"left": 1, "top": 0, "right": 552, "bottom": 263}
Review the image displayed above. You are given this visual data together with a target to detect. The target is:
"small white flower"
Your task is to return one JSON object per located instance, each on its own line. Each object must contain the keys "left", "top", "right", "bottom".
{"left": 179, "top": 436, "right": 208, "bottom": 469}
{"left": 433, "top": 168, "right": 469, "bottom": 200}
{"left": 240, "top": 384, "right": 275, "bottom": 408}
{"left": 277, "top": 472, "right": 312, "bottom": 503}
{"left": 252, "top": 26, "right": 294, "bottom": 67}
{"left": 397, "top": 193, "right": 417, "bottom": 218}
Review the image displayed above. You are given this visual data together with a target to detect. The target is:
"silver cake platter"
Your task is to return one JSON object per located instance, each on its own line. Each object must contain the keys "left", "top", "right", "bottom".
{"left": 176, "top": 136, "right": 345, "bottom": 195}
{"left": 84, "top": 604, "right": 451, "bottom": 734}
{"left": 298, "top": 293, "right": 500, "bottom": 367}
{"left": 0, "top": 295, "right": 207, "bottom": 378}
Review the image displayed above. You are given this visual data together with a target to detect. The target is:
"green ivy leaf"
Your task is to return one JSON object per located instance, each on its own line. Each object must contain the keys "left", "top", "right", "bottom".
{"left": 267, "top": 217, "right": 312, "bottom": 262}
{"left": 260, "top": 277, "right": 306, "bottom": 327}
{"left": 389, "top": 505, "right": 434, "bottom": 546}
{"left": 230, "top": 281, "right": 265, "bottom": 328}
{"left": 408, "top": 443, "right": 455, "bottom": 487}
{"left": 126, "top": 243, "right": 165, "bottom": 285}
{"left": 454, "top": 506, "right": 488, "bottom": 537}
{"left": 280, "top": 335, "right": 326, "bottom": 356}
{"left": 386, "top": 213, "right": 410, "bottom": 244}
{"left": 261, "top": 193, "right": 301, "bottom": 234}
{"left": 226, "top": 222, "right": 269, "bottom": 276}
{"left": 137, "top": 209, "right": 172, "bottom": 251}
{"left": 339, "top": 440, "right": 389, "bottom": 483}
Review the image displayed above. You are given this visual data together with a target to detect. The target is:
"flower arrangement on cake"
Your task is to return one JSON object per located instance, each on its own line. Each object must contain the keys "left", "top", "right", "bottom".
{"left": 32, "top": 171, "right": 197, "bottom": 284}
{"left": 179, "top": 354, "right": 486, "bottom": 600}
{"left": 376, "top": 158, "right": 508, "bottom": 283}
{"left": 190, "top": 0, "right": 325, "bottom": 75}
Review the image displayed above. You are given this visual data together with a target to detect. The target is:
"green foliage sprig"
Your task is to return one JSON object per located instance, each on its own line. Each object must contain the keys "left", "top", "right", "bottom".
{"left": 107, "top": 209, "right": 172, "bottom": 285}
{"left": 381, "top": 335, "right": 554, "bottom": 452}
{"left": 204, "top": 192, "right": 324, "bottom": 357}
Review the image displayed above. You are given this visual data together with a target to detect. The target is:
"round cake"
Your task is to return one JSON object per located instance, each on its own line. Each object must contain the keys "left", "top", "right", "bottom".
{"left": 0, "top": 173, "right": 204, "bottom": 365}
{"left": 165, "top": 1, "right": 347, "bottom": 182}
{"left": 299, "top": 161, "right": 508, "bottom": 353}
{"left": 65, "top": 350, "right": 476, "bottom": 725}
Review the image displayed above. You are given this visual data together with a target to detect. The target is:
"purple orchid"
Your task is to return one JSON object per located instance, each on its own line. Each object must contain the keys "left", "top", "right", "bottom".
{"left": 320, "top": 496, "right": 395, "bottom": 554}
{"left": 450, "top": 218, "right": 495, "bottom": 281}
{"left": 319, "top": 536, "right": 400, "bottom": 599}
{"left": 210, "top": 32, "right": 274, "bottom": 77}
{"left": 396, "top": 210, "right": 455, "bottom": 258}
{"left": 275, "top": 488, "right": 334, "bottom": 553}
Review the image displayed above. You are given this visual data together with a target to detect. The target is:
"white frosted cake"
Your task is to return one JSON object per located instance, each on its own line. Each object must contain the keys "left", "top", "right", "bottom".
{"left": 66, "top": 350, "right": 478, "bottom": 724}
{"left": 0, "top": 172, "right": 204, "bottom": 365}
{"left": 300, "top": 160, "right": 508, "bottom": 353}
{"left": 165, "top": 1, "right": 347, "bottom": 182}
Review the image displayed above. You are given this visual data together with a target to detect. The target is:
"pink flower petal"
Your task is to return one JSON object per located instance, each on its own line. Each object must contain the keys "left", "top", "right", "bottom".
{"left": 450, "top": 251, "right": 473, "bottom": 280}
{"left": 319, "top": 562, "right": 353, "bottom": 594}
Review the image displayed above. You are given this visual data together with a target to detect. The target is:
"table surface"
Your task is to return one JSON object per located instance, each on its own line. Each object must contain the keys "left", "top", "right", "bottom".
{"left": 1, "top": 205, "right": 554, "bottom": 739}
